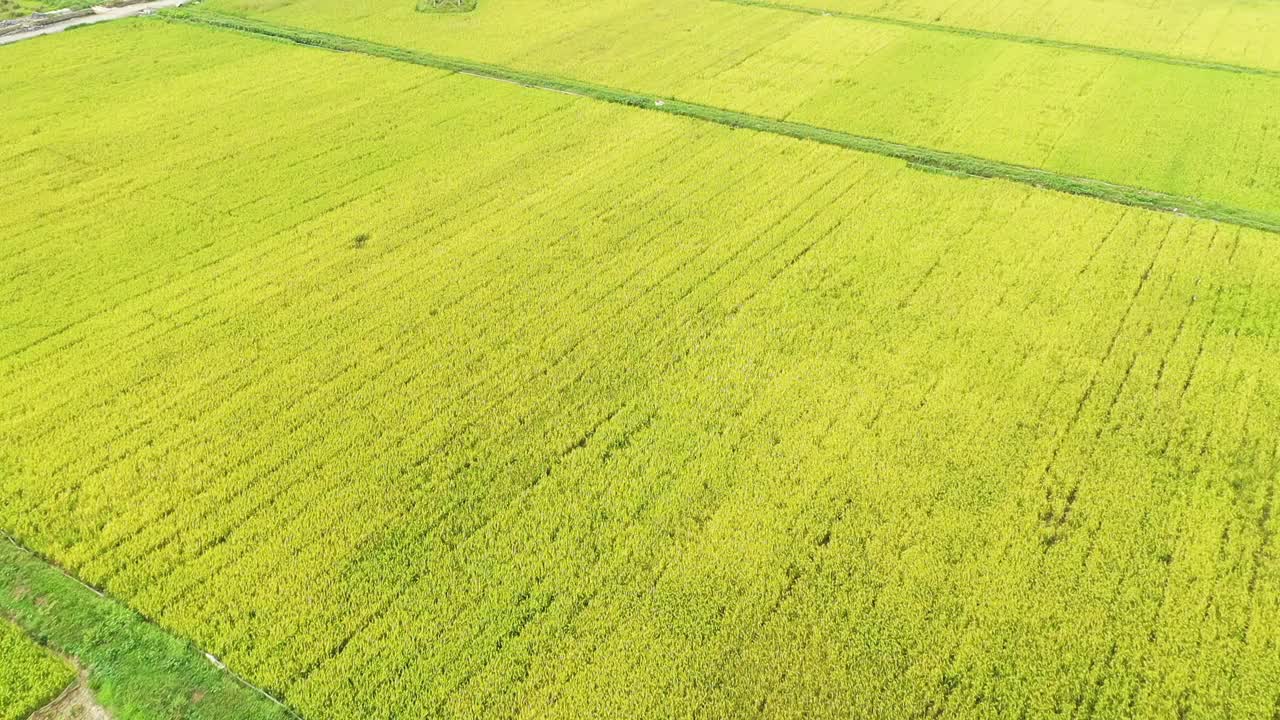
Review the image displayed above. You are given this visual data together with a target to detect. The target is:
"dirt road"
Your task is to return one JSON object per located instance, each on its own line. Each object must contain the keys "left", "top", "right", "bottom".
{"left": 0, "top": 0, "right": 191, "bottom": 46}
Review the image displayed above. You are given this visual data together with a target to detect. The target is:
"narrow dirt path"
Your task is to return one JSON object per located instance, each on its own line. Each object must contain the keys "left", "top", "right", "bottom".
{"left": 27, "top": 670, "right": 113, "bottom": 720}
{"left": 0, "top": 0, "right": 190, "bottom": 46}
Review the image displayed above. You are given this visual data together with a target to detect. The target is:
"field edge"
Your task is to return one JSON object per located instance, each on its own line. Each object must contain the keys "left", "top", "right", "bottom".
{"left": 0, "top": 535, "right": 298, "bottom": 720}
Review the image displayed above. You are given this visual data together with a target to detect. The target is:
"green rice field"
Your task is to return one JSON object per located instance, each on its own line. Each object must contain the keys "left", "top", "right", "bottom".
{"left": 0, "top": 1, "right": 1277, "bottom": 719}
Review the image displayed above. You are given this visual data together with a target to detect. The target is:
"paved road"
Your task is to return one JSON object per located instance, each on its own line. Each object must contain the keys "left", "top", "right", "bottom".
{"left": 0, "top": 0, "right": 191, "bottom": 46}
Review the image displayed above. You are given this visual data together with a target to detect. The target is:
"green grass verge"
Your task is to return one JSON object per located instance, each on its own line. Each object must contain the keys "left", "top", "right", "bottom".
{"left": 0, "top": 0, "right": 41, "bottom": 21}
{"left": 0, "top": 539, "right": 295, "bottom": 720}
{"left": 713, "top": 0, "right": 1280, "bottom": 79}
{"left": 162, "top": 9, "right": 1280, "bottom": 236}
{"left": 416, "top": 0, "right": 475, "bottom": 13}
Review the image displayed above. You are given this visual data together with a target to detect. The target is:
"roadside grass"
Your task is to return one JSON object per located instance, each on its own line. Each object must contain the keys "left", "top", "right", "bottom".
{"left": 0, "top": 540, "right": 293, "bottom": 720}
{"left": 0, "top": 0, "right": 42, "bottom": 21}
{"left": 0, "top": 0, "right": 96, "bottom": 21}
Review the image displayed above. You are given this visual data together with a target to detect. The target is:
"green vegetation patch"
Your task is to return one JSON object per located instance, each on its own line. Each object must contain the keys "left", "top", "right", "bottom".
{"left": 0, "top": 0, "right": 41, "bottom": 21}
{"left": 0, "top": 619, "right": 73, "bottom": 720}
{"left": 0, "top": 0, "right": 95, "bottom": 21}
{"left": 416, "top": 0, "right": 475, "bottom": 13}
{"left": 0, "top": 542, "right": 293, "bottom": 720}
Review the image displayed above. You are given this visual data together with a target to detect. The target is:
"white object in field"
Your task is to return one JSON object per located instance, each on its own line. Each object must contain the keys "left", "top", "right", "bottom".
{"left": 205, "top": 653, "right": 227, "bottom": 670}
{"left": 655, "top": 99, "right": 665, "bottom": 106}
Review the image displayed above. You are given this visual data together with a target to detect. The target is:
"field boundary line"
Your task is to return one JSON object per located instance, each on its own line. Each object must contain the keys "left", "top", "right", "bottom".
{"left": 0, "top": 527, "right": 304, "bottom": 720}
{"left": 161, "top": 10, "right": 1280, "bottom": 236}
{"left": 712, "top": 0, "right": 1280, "bottom": 79}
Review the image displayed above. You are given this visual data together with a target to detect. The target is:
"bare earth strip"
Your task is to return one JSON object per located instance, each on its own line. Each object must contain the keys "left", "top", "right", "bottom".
{"left": 28, "top": 671, "right": 112, "bottom": 720}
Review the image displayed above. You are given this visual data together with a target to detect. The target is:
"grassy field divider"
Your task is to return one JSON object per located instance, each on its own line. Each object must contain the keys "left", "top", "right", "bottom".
{"left": 416, "top": 0, "right": 475, "bottom": 13}
{"left": 0, "top": 532, "right": 297, "bottom": 720}
{"left": 712, "top": 0, "right": 1280, "bottom": 79}
{"left": 162, "top": 9, "right": 1280, "bottom": 236}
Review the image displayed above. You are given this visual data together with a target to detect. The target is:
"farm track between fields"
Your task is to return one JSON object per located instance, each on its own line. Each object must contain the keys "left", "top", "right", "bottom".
{"left": 163, "top": 10, "right": 1280, "bottom": 237}
{"left": 712, "top": 0, "right": 1280, "bottom": 79}
{"left": 0, "top": 534, "right": 298, "bottom": 720}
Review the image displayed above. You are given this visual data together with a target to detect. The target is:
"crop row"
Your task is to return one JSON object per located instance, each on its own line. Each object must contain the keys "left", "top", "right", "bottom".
{"left": 767, "top": 0, "right": 1280, "bottom": 72}
{"left": 194, "top": 0, "right": 1280, "bottom": 219}
{"left": 0, "top": 620, "right": 73, "bottom": 720}
{"left": 2, "top": 20, "right": 1278, "bottom": 720}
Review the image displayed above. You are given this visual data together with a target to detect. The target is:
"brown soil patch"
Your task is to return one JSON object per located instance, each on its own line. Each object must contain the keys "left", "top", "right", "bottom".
{"left": 27, "top": 671, "right": 111, "bottom": 720}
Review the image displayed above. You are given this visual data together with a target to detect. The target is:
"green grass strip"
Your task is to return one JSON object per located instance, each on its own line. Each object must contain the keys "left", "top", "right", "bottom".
{"left": 416, "top": 0, "right": 475, "bottom": 14}
{"left": 713, "top": 0, "right": 1280, "bottom": 79}
{"left": 161, "top": 10, "right": 1280, "bottom": 236}
{"left": 0, "top": 538, "right": 296, "bottom": 720}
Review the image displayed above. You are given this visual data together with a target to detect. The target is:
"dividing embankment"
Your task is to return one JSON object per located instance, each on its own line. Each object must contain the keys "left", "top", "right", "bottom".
{"left": 187, "top": 0, "right": 1280, "bottom": 224}
{"left": 167, "top": 9, "right": 1280, "bottom": 236}
{"left": 0, "top": 539, "right": 293, "bottom": 720}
